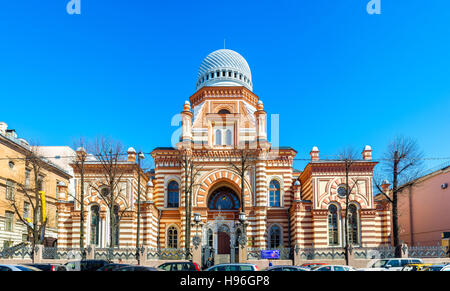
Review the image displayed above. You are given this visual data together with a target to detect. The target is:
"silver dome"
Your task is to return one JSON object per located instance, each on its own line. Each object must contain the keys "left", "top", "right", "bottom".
{"left": 196, "top": 49, "right": 253, "bottom": 91}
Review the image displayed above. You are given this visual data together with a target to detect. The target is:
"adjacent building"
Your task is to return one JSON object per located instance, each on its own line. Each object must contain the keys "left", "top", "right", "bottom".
{"left": 0, "top": 122, "right": 71, "bottom": 248}
{"left": 397, "top": 165, "right": 450, "bottom": 246}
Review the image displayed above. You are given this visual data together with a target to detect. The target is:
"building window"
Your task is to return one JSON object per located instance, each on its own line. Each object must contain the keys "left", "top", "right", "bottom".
{"left": 215, "top": 129, "right": 222, "bottom": 146}
{"left": 167, "top": 226, "right": 178, "bottom": 248}
{"left": 337, "top": 185, "right": 348, "bottom": 198}
{"left": 269, "top": 180, "right": 281, "bottom": 207}
{"left": 347, "top": 204, "right": 359, "bottom": 245}
{"left": 8, "top": 161, "right": 14, "bottom": 169}
{"left": 100, "top": 186, "right": 110, "bottom": 198}
{"left": 6, "top": 181, "right": 15, "bottom": 200}
{"left": 328, "top": 204, "right": 339, "bottom": 246}
{"left": 25, "top": 169, "right": 31, "bottom": 187}
{"left": 167, "top": 181, "right": 179, "bottom": 208}
{"left": 218, "top": 109, "right": 230, "bottom": 114}
{"left": 23, "top": 202, "right": 30, "bottom": 219}
{"left": 5, "top": 211, "right": 14, "bottom": 232}
{"left": 225, "top": 129, "right": 232, "bottom": 146}
{"left": 268, "top": 225, "right": 282, "bottom": 249}
{"left": 90, "top": 205, "right": 100, "bottom": 246}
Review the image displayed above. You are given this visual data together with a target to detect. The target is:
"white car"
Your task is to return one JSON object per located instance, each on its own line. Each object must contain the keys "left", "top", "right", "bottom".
{"left": 0, "top": 264, "right": 41, "bottom": 271}
{"left": 441, "top": 265, "right": 450, "bottom": 271}
{"left": 359, "top": 258, "right": 423, "bottom": 271}
{"left": 312, "top": 265, "right": 355, "bottom": 271}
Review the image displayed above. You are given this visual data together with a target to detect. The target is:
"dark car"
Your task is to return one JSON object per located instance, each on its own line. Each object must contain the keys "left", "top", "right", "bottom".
{"left": 25, "top": 263, "right": 67, "bottom": 271}
{"left": 65, "top": 260, "right": 109, "bottom": 271}
{"left": 265, "top": 265, "right": 309, "bottom": 271}
{"left": 117, "top": 265, "right": 161, "bottom": 271}
{"left": 96, "top": 263, "right": 130, "bottom": 271}
{"left": 423, "top": 264, "right": 448, "bottom": 271}
{"left": 158, "top": 261, "right": 201, "bottom": 271}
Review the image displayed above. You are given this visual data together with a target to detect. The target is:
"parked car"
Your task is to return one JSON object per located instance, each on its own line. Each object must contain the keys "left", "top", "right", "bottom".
{"left": 205, "top": 263, "right": 259, "bottom": 271}
{"left": 300, "top": 263, "right": 328, "bottom": 269}
{"left": 117, "top": 265, "right": 162, "bottom": 271}
{"left": 360, "top": 258, "right": 423, "bottom": 271}
{"left": 265, "top": 265, "right": 309, "bottom": 271}
{"left": 25, "top": 263, "right": 67, "bottom": 271}
{"left": 313, "top": 265, "right": 355, "bottom": 271}
{"left": 440, "top": 265, "right": 450, "bottom": 271}
{"left": 0, "top": 264, "right": 41, "bottom": 271}
{"left": 422, "top": 264, "right": 448, "bottom": 271}
{"left": 65, "top": 260, "right": 109, "bottom": 271}
{"left": 158, "top": 261, "right": 201, "bottom": 271}
{"left": 96, "top": 263, "right": 130, "bottom": 271}
{"left": 401, "top": 263, "right": 432, "bottom": 271}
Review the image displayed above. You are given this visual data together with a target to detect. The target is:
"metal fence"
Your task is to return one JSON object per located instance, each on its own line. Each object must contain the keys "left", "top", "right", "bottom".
{"left": 42, "top": 247, "right": 85, "bottom": 260}
{"left": 349, "top": 245, "right": 395, "bottom": 259}
{"left": 94, "top": 248, "right": 138, "bottom": 261}
{"left": 0, "top": 244, "right": 33, "bottom": 260}
{"left": 147, "top": 248, "right": 191, "bottom": 260}
{"left": 408, "top": 244, "right": 449, "bottom": 258}
{"left": 294, "top": 247, "right": 346, "bottom": 260}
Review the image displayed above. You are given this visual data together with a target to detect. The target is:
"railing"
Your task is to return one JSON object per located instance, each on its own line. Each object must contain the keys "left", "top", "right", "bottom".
{"left": 247, "top": 247, "right": 293, "bottom": 260}
{"left": 294, "top": 247, "right": 346, "bottom": 260}
{"left": 42, "top": 247, "right": 84, "bottom": 260}
{"left": 0, "top": 244, "right": 33, "bottom": 259}
{"left": 408, "top": 244, "right": 449, "bottom": 258}
{"left": 94, "top": 248, "right": 138, "bottom": 261}
{"left": 147, "top": 248, "right": 191, "bottom": 260}
{"left": 349, "top": 245, "right": 395, "bottom": 259}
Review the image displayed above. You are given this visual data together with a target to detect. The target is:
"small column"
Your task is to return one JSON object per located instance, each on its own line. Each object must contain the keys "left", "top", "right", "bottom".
{"left": 34, "top": 245, "right": 43, "bottom": 263}
{"left": 362, "top": 145, "right": 372, "bottom": 160}
{"left": 127, "top": 147, "right": 136, "bottom": 162}
{"left": 310, "top": 146, "right": 319, "bottom": 161}
{"left": 180, "top": 101, "right": 193, "bottom": 144}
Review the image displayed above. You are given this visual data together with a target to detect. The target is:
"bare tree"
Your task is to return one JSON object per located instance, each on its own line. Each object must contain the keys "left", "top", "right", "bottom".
{"left": 89, "top": 138, "right": 131, "bottom": 248}
{"left": 337, "top": 147, "right": 363, "bottom": 265}
{"left": 178, "top": 150, "right": 202, "bottom": 258}
{"left": 70, "top": 138, "right": 89, "bottom": 258}
{"left": 10, "top": 146, "right": 47, "bottom": 262}
{"left": 374, "top": 136, "right": 423, "bottom": 257}
{"left": 228, "top": 148, "right": 255, "bottom": 214}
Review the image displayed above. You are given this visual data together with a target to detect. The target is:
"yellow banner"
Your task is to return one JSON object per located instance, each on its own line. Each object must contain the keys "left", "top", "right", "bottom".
{"left": 39, "top": 191, "right": 47, "bottom": 223}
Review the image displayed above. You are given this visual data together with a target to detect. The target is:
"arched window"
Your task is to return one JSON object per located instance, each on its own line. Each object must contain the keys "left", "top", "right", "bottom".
{"left": 167, "top": 226, "right": 178, "bottom": 248}
{"left": 90, "top": 205, "right": 100, "bottom": 246}
{"left": 269, "top": 180, "right": 281, "bottom": 207}
{"left": 167, "top": 181, "right": 179, "bottom": 208}
{"left": 218, "top": 109, "right": 230, "bottom": 114}
{"left": 225, "top": 130, "right": 232, "bottom": 146}
{"left": 268, "top": 225, "right": 281, "bottom": 249}
{"left": 328, "top": 204, "right": 339, "bottom": 246}
{"left": 347, "top": 204, "right": 359, "bottom": 245}
{"left": 215, "top": 129, "right": 222, "bottom": 146}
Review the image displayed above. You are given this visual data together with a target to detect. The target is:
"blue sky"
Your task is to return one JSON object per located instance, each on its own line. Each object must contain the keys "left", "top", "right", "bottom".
{"left": 0, "top": 0, "right": 449, "bottom": 171}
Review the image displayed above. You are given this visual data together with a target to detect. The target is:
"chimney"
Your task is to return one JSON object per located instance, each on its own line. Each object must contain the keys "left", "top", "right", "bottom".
{"left": 310, "top": 146, "right": 319, "bottom": 161}
{"left": 127, "top": 147, "right": 136, "bottom": 162}
{"left": 0, "top": 122, "right": 7, "bottom": 135}
{"left": 381, "top": 179, "right": 391, "bottom": 193}
{"left": 362, "top": 145, "right": 372, "bottom": 160}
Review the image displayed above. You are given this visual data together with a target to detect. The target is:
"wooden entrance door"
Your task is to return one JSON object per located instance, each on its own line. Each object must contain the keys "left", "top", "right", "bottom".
{"left": 217, "top": 231, "right": 231, "bottom": 254}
